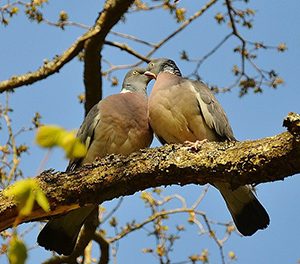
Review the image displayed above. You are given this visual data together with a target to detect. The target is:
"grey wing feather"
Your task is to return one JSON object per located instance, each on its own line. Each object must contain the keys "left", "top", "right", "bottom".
{"left": 66, "top": 103, "right": 101, "bottom": 171}
{"left": 191, "top": 80, "right": 236, "bottom": 141}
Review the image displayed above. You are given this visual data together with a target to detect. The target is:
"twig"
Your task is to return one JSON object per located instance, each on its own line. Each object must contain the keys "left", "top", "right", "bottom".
{"left": 191, "top": 34, "right": 232, "bottom": 78}
{"left": 108, "top": 208, "right": 204, "bottom": 243}
{"left": 130, "top": 2, "right": 165, "bottom": 12}
{"left": 101, "top": 197, "right": 124, "bottom": 224}
{"left": 105, "top": 41, "right": 150, "bottom": 62}
{"left": 3, "top": 93, "right": 19, "bottom": 185}
{"left": 225, "top": 0, "right": 246, "bottom": 73}
{"left": 110, "top": 31, "right": 156, "bottom": 47}
{"left": 103, "top": 0, "right": 219, "bottom": 75}
{"left": 201, "top": 214, "right": 226, "bottom": 264}
{"left": 192, "top": 185, "right": 209, "bottom": 209}
{"left": 147, "top": 0, "right": 218, "bottom": 58}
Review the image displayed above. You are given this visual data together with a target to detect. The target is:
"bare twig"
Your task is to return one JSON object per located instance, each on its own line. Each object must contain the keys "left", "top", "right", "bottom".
{"left": 202, "top": 214, "right": 226, "bottom": 264}
{"left": 192, "top": 185, "right": 210, "bottom": 209}
{"left": 225, "top": 0, "right": 246, "bottom": 73}
{"left": 190, "top": 33, "right": 232, "bottom": 79}
{"left": 101, "top": 197, "right": 124, "bottom": 224}
{"left": 2, "top": 93, "right": 19, "bottom": 185}
{"left": 151, "top": 0, "right": 218, "bottom": 54}
{"left": 103, "top": 0, "right": 219, "bottom": 75}
{"left": 110, "top": 31, "right": 156, "bottom": 47}
{"left": 105, "top": 41, "right": 151, "bottom": 62}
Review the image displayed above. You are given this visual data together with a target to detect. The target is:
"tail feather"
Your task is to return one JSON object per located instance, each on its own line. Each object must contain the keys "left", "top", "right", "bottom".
{"left": 214, "top": 183, "right": 270, "bottom": 236}
{"left": 37, "top": 206, "right": 95, "bottom": 255}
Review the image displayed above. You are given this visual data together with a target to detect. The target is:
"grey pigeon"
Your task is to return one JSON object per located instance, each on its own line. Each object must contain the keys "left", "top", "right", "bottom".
{"left": 37, "top": 68, "right": 153, "bottom": 255}
{"left": 145, "top": 58, "right": 269, "bottom": 236}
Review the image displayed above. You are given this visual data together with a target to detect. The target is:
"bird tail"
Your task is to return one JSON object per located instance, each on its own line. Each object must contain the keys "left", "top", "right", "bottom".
{"left": 214, "top": 183, "right": 270, "bottom": 236}
{"left": 37, "top": 206, "right": 95, "bottom": 255}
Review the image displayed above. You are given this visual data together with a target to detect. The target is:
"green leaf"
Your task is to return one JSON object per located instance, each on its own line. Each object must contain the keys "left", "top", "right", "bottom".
{"left": 35, "top": 189, "right": 50, "bottom": 212}
{"left": 58, "top": 131, "right": 87, "bottom": 159}
{"left": 19, "top": 190, "right": 35, "bottom": 216}
{"left": 3, "top": 179, "right": 36, "bottom": 216}
{"left": 36, "top": 125, "right": 87, "bottom": 159}
{"left": 35, "top": 125, "right": 64, "bottom": 148}
{"left": 3, "top": 179, "right": 50, "bottom": 216}
{"left": 69, "top": 138, "right": 87, "bottom": 158}
{"left": 8, "top": 235, "right": 27, "bottom": 264}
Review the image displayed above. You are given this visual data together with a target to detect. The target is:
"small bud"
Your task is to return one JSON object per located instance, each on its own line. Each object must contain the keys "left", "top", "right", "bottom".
{"left": 277, "top": 43, "right": 287, "bottom": 52}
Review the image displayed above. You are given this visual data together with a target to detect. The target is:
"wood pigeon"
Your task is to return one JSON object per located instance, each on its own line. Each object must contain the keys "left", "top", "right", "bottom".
{"left": 145, "top": 58, "right": 269, "bottom": 236}
{"left": 37, "top": 68, "right": 153, "bottom": 255}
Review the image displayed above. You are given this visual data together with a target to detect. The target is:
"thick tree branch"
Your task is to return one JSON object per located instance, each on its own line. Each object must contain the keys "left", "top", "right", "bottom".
{"left": 83, "top": 0, "right": 135, "bottom": 114}
{"left": 0, "top": 113, "right": 299, "bottom": 232}
{"left": 0, "top": 0, "right": 135, "bottom": 95}
{"left": 0, "top": 0, "right": 218, "bottom": 93}
{"left": 0, "top": 36, "right": 85, "bottom": 92}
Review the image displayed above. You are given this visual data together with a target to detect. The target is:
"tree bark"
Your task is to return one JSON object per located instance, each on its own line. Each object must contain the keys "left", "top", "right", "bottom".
{"left": 0, "top": 113, "right": 299, "bottom": 232}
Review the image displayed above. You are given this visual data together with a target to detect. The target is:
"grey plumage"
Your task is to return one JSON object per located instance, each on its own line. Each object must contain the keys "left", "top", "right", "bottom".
{"left": 192, "top": 80, "right": 236, "bottom": 141}
{"left": 146, "top": 58, "right": 269, "bottom": 236}
{"left": 37, "top": 68, "right": 153, "bottom": 255}
{"left": 66, "top": 105, "right": 101, "bottom": 172}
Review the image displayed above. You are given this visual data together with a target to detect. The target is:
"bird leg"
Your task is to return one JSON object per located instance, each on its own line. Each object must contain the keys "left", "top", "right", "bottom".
{"left": 184, "top": 139, "right": 209, "bottom": 151}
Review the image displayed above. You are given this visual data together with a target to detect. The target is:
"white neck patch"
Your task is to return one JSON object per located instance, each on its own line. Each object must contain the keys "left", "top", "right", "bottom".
{"left": 164, "top": 69, "right": 175, "bottom": 75}
{"left": 120, "top": 89, "right": 133, "bottom": 93}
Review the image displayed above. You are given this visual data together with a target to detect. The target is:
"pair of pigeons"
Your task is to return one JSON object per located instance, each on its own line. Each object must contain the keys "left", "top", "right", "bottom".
{"left": 38, "top": 58, "right": 270, "bottom": 255}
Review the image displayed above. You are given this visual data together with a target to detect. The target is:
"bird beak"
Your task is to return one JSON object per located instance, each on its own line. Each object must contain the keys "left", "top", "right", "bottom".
{"left": 144, "top": 71, "right": 157, "bottom": 80}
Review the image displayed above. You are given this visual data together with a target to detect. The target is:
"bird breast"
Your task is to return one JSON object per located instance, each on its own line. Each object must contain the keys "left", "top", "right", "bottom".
{"left": 149, "top": 80, "right": 219, "bottom": 143}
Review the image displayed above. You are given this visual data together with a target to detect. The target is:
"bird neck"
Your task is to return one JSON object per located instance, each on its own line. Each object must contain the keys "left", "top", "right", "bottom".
{"left": 162, "top": 65, "right": 182, "bottom": 77}
{"left": 121, "top": 83, "right": 147, "bottom": 96}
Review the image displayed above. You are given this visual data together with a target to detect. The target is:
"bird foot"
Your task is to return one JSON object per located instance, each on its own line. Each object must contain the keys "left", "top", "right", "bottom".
{"left": 184, "top": 139, "right": 209, "bottom": 151}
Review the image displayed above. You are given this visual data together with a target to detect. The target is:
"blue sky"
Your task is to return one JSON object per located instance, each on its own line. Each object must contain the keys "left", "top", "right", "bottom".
{"left": 1, "top": 1, "right": 300, "bottom": 263}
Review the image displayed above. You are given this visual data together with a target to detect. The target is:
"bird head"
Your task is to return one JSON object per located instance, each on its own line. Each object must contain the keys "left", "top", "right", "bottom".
{"left": 121, "top": 68, "right": 152, "bottom": 95}
{"left": 144, "top": 58, "right": 182, "bottom": 79}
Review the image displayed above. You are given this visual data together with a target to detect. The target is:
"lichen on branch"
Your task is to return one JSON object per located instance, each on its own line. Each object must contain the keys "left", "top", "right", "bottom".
{"left": 0, "top": 113, "right": 299, "bottom": 232}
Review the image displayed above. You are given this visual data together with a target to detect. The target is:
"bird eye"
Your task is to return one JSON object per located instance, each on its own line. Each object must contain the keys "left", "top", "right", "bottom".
{"left": 132, "top": 71, "right": 137, "bottom": 75}
{"left": 149, "top": 63, "right": 154, "bottom": 67}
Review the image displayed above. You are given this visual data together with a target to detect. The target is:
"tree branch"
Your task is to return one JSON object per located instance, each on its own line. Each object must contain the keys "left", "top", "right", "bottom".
{"left": 0, "top": 113, "right": 299, "bottom": 232}
{"left": 102, "top": 0, "right": 219, "bottom": 75}
{"left": 105, "top": 40, "right": 150, "bottom": 62}
{"left": 0, "top": 37, "right": 84, "bottom": 92}
{"left": 0, "top": 0, "right": 135, "bottom": 96}
{"left": 225, "top": 0, "right": 246, "bottom": 73}
{"left": 83, "top": 0, "right": 135, "bottom": 114}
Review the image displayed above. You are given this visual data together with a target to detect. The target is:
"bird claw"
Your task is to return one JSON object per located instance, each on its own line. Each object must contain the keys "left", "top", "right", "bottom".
{"left": 184, "top": 139, "right": 209, "bottom": 151}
